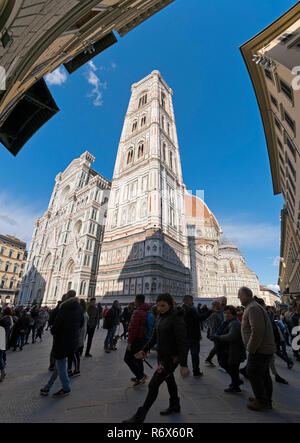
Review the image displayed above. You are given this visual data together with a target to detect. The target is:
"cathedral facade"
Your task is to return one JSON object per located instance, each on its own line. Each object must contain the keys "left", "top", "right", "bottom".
{"left": 19, "top": 72, "right": 260, "bottom": 307}
{"left": 19, "top": 152, "right": 110, "bottom": 307}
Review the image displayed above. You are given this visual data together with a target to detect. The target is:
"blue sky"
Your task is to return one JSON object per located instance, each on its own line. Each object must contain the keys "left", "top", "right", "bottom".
{"left": 0, "top": 0, "right": 296, "bottom": 290}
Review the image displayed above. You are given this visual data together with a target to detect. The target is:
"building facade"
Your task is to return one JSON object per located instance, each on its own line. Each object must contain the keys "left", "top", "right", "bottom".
{"left": 185, "top": 194, "right": 260, "bottom": 305}
{"left": 20, "top": 72, "right": 260, "bottom": 307}
{"left": 259, "top": 285, "right": 281, "bottom": 306}
{"left": 240, "top": 3, "right": 300, "bottom": 302}
{"left": 19, "top": 152, "right": 110, "bottom": 307}
{"left": 0, "top": 234, "right": 26, "bottom": 305}
{"left": 0, "top": 0, "right": 175, "bottom": 156}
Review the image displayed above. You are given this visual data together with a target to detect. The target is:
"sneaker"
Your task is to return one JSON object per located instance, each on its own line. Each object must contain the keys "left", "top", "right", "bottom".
{"left": 52, "top": 389, "right": 71, "bottom": 398}
{"left": 275, "top": 374, "right": 288, "bottom": 384}
{"left": 40, "top": 387, "right": 50, "bottom": 396}
{"left": 104, "top": 349, "right": 111, "bottom": 353}
{"left": 72, "top": 370, "right": 81, "bottom": 378}
{"left": 85, "top": 354, "right": 93, "bottom": 358}
{"left": 131, "top": 377, "right": 139, "bottom": 382}
{"left": 205, "top": 360, "right": 215, "bottom": 367}
{"left": 133, "top": 375, "right": 149, "bottom": 386}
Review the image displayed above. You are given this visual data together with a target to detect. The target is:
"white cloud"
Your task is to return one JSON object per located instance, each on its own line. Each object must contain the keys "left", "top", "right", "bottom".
{"left": 221, "top": 218, "right": 280, "bottom": 249}
{"left": 267, "top": 284, "right": 280, "bottom": 293}
{"left": 45, "top": 66, "right": 67, "bottom": 86}
{"left": 86, "top": 63, "right": 107, "bottom": 107}
{"left": 0, "top": 192, "right": 43, "bottom": 246}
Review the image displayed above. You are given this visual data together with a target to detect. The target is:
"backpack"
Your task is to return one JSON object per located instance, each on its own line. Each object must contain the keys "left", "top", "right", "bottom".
{"left": 143, "top": 312, "right": 154, "bottom": 339}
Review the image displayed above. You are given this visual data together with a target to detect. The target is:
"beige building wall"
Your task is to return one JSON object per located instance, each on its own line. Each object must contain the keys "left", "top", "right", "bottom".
{"left": 0, "top": 234, "right": 26, "bottom": 305}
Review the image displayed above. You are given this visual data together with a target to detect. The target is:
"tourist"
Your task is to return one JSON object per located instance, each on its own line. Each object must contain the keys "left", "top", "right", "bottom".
{"left": 85, "top": 297, "right": 98, "bottom": 358}
{"left": 26, "top": 305, "right": 39, "bottom": 344}
{"left": 238, "top": 287, "right": 276, "bottom": 411}
{"left": 122, "top": 293, "right": 189, "bottom": 423}
{"left": 48, "top": 300, "right": 63, "bottom": 371}
{"left": 40, "top": 290, "right": 83, "bottom": 397}
{"left": 124, "top": 294, "right": 150, "bottom": 386}
{"left": 0, "top": 323, "right": 6, "bottom": 382}
{"left": 182, "top": 295, "right": 211, "bottom": 377}
{"left": 213, "top": 305, "right": 246, "bottom": 393}
{"left": 14, "top": 309, "right": 31, "bottom": 351}
{"left": 35, "top": 307, "right": 48, "bottom": 342}
{"left": 68, "top": 299, "right": 88, "bottom": 377}
{"left": 96, "top": 302, "right": 103, "bottom": 330}
{"left": 0, "top": 307, "right": 13, "bottom": 364}
{"left": 103, "top": 300, "right": 121, "bottom": 353}
{"left": 102, "top": 305, "right": 109, "bottom": 320}
{"left": 120, "top": 303, "right": 134, "bottom": 340}
{"left": 205, "top": 301, "right": 223, "bottom": 367}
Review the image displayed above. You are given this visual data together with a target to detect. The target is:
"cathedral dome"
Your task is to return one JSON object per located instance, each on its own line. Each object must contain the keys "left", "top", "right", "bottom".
{"left": 185, "top": 193, "right": 220, "bottom": 229}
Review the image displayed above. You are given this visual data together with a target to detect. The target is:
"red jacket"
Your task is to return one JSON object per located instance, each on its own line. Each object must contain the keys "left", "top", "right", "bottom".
{"left": 128, "top": 303, "right": 150, "bottom": 344}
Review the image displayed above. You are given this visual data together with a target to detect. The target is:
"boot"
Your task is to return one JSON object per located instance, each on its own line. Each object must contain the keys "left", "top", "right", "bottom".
{"left": 122, "top": 407, "right": 146, "bottom": 423}
{"left": 160, "top": 397, "right": 180, "bottom": 416}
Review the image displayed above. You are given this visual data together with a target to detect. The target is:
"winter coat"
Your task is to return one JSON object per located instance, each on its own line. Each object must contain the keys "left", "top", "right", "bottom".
{"left": 143, "top": 307, "right": 189, "bottom": 367}
{"left": 78, "top": 312, "right": 89, "bottom": 348}
{"left": 103, "top": 306, "right": 120, "bottom": 330}
{"left": 214, "top": 319, "right": 246, "bottom": 366}
{"left": 182, "top": 304, "right": 211, "bottom": 340}
{"left": 127, "top": 303, "right": 150, "bottom": 344}
{"left": 87, "top": 305, "right": 98, "bottom": 329}
{"left": 0, "top": 316, "right": 13, "bottom": 348}
{"left": 241, "top": 301, "right": 276, "bottom": 355}
{"left": 207, "top": 311, "right": 223, "bottom": 341}
{"left": 51, "top": 297, "right": 84, "bottom": 359}
{"left": 36, "top": 311, "right": 48, "bottom": 328}
{"left": 0, "top": 326, "right": 6, "bottom": 351}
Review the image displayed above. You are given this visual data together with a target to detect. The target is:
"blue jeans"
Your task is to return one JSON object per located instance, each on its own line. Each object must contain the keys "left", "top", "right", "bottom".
{"left": 0, "top": 350, "right": 5, "bottom": 371}
{"left": 17, "top": 333, "right": 26, "bottom": 348}
{"left": 45, "top": 358, "right": 70, "bottom": 392}
{"left": 104, "top": 326, "right": 117, "bottom": 349}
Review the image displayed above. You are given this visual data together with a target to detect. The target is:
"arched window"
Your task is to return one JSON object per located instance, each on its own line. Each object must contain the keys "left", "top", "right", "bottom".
{"left": 132, "top": 121, "right": 137, "bottom": 132}
{"left": 162, "top": 115, "right": 165, "bottom": 129}
{"left": 161, "top": 91, "right": 166, "bottom": 109}
{"left": 162, "top": 143, "right": 166, "bottom": 162}
{"left": 127, "top": 149, "right": 134, "bottom": 164}
{"left": 169, "top": 151, "right": 173, "bottom": 170}
{"left": 138, "top": 93, "right": 147, "bottom": 108}
{"left": 80, "top": 280, "right": 86, "bottom": 296}
{"left": 141, "top": 115, "right": 146, "bottom": 127}
{"left": 138, "top": 143, "right": 144, "bottom": 159}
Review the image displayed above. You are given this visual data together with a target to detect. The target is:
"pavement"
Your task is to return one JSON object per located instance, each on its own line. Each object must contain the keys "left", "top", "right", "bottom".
{"left": 1, "top": 326, "right": 300, "bottom": 423}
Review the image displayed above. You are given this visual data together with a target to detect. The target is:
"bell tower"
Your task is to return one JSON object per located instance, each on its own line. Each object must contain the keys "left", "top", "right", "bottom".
{"left": 96, "top": 71, "right": 191, "bottom": 303}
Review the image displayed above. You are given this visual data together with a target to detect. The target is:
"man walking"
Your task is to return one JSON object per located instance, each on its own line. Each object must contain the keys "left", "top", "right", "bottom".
{"left": 40, "top": 290, "right": 83, "bottom": 397}
{"left": 238, "top": 286, "right": 276, "bottom": 411}
{"left": 85, "top": 297, "right": 98, "bottom": 357}
{"left": 124, "top": 294, "right": 150, "bottom": 386}
{"left": 182, "top": 295, "right": 211, "bottom": 377}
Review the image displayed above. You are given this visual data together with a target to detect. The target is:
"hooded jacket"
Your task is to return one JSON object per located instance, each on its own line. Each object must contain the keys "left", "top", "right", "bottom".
{"left": 143, "top": 307, "right": 188, "bottom": 367}
{"left": 127, "top": 303, "right": 150, "bottom": 344}
{"left": 51, "top": 297, "right": 83, "bottom": 359}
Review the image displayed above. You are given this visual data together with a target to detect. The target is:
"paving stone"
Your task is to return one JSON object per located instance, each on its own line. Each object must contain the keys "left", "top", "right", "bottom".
{"left": 1, "top": 328, "right": 300, "bottom": 423}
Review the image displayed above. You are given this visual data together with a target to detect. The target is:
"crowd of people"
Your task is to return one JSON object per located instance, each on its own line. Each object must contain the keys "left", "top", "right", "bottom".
{"left": 0, "top": 287, "right": 299, "bottom": 422}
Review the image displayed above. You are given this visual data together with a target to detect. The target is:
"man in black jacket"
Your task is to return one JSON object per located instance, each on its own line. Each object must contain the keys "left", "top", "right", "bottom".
{"left": 85, "top": 298, "right": 98, "bottom": 357}
{"left": 182, "top": 295, "right": 211, "bottom": 377}
{"left": 48, "top": 300, "right": 62, "bottom": 371}
{"left": 40, "top": 290, "right": 83, "bottom": 398}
